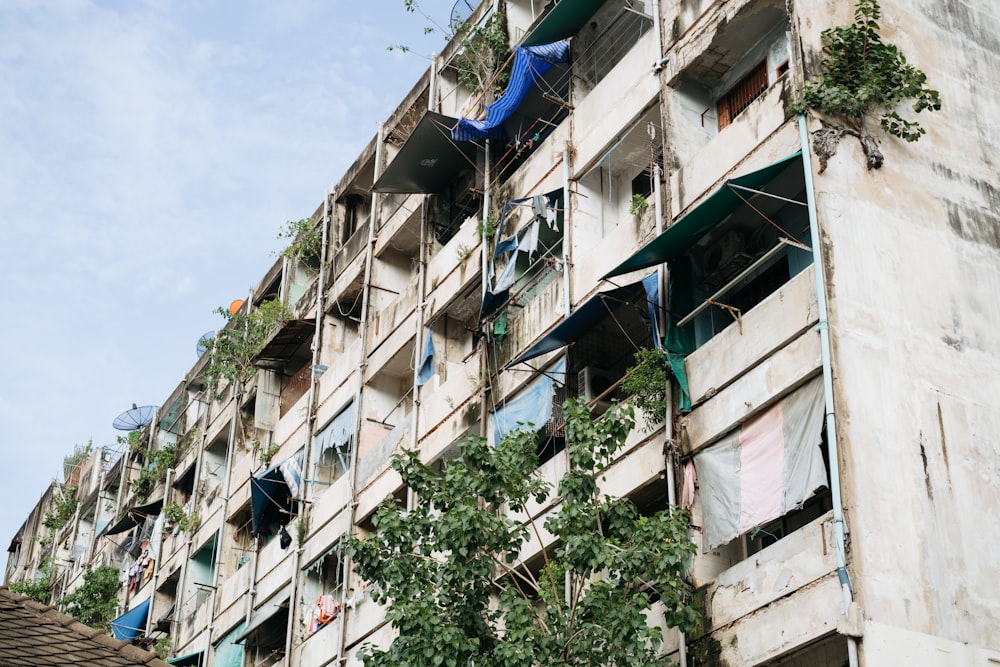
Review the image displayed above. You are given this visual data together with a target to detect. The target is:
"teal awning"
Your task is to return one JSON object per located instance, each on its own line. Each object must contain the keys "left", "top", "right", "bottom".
{"left": 522, "top": 0, "right": 608, "bottom": 47}
{"left": 602, "top": 152, "right": 803, "bottom": 279}
{"left": 168, "top": 651, "right": 204, "bottom": 666}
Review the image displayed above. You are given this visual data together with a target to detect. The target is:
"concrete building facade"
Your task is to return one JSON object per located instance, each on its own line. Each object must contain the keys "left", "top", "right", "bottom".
{"left": 7, "top": 1, "right": 1000, "bottom": 666}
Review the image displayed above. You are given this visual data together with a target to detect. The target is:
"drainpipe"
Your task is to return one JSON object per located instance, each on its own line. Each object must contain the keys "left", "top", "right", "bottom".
{"left": 205, "top": 291, "right": 251, "bottom": 664}
{"left": 798, "top": 115, "right": 860, "bottom": 667}
{"left": 411, "top": 197, "right": 428, "bottom": 455}
{"left": 651, "top": 0, "right": 663, "bottom": 68}
{"left": 482, "top": 140, "right": 491, "bottom": 299}
{"left": 282, "top": 187, "right": 334, "bottom": 661}
{"left": 145, "top": 467, "right": 172, "bottom": 638}
{"left": 171, "top": 412, "right": 208, "bottom": 658}
{"left": 429, "top": 55, "right": 438, "bottom": 113}
{"left": 561, "top": 144, "right": 572, "bottom": 315}
{"left": 337, "top": 121, "right": 384, "bottom": 663}
{"left": 654, "top": 134, "right": 687, "bottom": 667}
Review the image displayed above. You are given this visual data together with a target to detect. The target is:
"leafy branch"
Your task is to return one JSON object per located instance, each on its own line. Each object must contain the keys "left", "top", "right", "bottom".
{"left": 59, "top": 565, "right": 121, "bottom": 630}
{"left": 391, "top": 1, "right": 510, "bottom": 100}
{"left": 791, "top": 0, "right": 941, "bottom": 170}
{"left": 162, "top": 502, "right": 200, "bottom": 533}
{"left": 131, "top": 444, "right": 177, "bottom": 500}
{"left": 42, "top": 486, "right": 78, "bottom": 531}
{"left": 275, "top": 218, "right": 322, "bottom": 265}
{"left": 621, "top": 347, "right": 671, "bottom": 426}
{"left": 204, "top": 299, "right": 293, "bottom": 396}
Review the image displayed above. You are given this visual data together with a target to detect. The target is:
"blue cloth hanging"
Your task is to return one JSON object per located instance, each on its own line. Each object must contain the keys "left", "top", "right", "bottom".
{"left": 417, "top": 329, "right": 436, "bottom": 386}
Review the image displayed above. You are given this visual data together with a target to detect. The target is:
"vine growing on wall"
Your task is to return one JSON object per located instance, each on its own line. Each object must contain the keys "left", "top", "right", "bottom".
{"left": 791, "top": 0, "right": 941, "bottom": 171}
{"left": 9, "top": 557, "right": 54, "bottom": 604}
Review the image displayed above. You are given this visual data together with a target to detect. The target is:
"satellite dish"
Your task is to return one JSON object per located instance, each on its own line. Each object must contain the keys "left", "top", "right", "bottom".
{"left": 196, "top": 330, "right": 216, "bottom": 358}
{"left": 229, "top": 299, "right": 245, "bottom": 316}
{"left": 450, "top": 0, "right": 475, "bottom": 25}
{"left": 113, "top": 405, "right": 158, "bottom": 431}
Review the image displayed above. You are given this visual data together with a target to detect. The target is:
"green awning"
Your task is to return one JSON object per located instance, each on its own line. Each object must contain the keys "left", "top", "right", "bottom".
{"left": 522, "top": 0, "right": 608, "bottom": 47}
{"left": 168, "top": 651, "right": 204, "bottom": 666}
{"left": 602, "top": 152, "right": 803, "bottom": 279}
{"left": 372, "top": 111, "right": 480, "bottom": 194}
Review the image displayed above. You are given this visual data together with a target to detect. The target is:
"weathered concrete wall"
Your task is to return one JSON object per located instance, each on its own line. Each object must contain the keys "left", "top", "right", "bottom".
{"left": 794, "top": 0, "right": 1000, "bottom": 656}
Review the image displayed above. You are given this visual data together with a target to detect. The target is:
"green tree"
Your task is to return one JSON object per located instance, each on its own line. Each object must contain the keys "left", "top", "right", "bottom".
{"left": 792, "top": 0, "right": 941, "bottom": 170}
{"left": 9, "top": 558, "right": 54, "bottom": 604}
{"left": 349, "top": 398, "right": 697, "bottom": 667}
{"left": 60, "top": 565, "right": 122, "bottom": 631}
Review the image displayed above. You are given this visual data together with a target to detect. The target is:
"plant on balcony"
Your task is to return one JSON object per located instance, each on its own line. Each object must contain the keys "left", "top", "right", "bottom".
{"left": 60, "top": 565, "right": 121, "bottom": 631}
{"left": 204, "top": 299, "right": 293, "bottom": 397}
{"left": 622, "top": 347, "right": 671, "bottom": 426}
{"left": 62, "top": 441, "right": 92, "bottom": 482}
{"left": 130, "top": 444, "right": 177, "bottom": 500}
{"left": 42, "top": 486, "right": 79, "bottom": 531}
{"left": 252, "top": 439, "right": 282, "bottom": 468}
{"left": 349, "top": 398, "right": 698, "bottom": 667}
{"left": 276, "top": 217, "right": 322, "bottom": 265}
{"left": 628, "top": 193, "right": 650, "bottom": 218}
{"left": 791, "top": 0, "right": 941, "bottom": 171}
{"left": 393, "top": 2, "right": 510, "bottom": 101}
{"left": 162, "top": 502, "right": 200, "bottom": 533}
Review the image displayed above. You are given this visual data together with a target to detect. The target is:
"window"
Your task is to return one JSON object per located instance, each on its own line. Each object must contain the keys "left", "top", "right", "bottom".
{"left": 491, "top": 359, "right": 567, "bottom": 465}
{"left": 694, "top": 377, "right": 829, "bottom": 554}
{"left": 717, "top": 60, "right": 769, "bottom": 130}
{"left": 312, "top": 402, "right": 356, "bottom": 486}
{"left": 302, "top": 547, "right": 346, "bottom": 636}
{"left": 342, "top": 194, "right": 368, "bottom": 245}
{"left": 661, "top": 156, "right": 813, "bottom": 351}
{"left": 429, "top": 168, "right": 480, "bottom": 245}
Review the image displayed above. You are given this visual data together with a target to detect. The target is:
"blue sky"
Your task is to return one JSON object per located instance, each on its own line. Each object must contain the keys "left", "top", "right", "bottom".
{"left": 0, "top": 0, "right": 456, "bottom": 572}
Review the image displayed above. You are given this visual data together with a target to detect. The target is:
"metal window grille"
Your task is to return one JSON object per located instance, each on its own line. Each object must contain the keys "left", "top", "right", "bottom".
{"left": 717, "top": 60, "right": 769, "bottom": 129}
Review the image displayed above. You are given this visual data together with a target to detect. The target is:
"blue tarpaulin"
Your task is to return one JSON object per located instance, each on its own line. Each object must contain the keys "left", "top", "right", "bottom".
{"left": 452, "top": 41, "right": 570, "bottom": 141}
{"left": 110, "top": 597, "right": 150, "bottom": 641}
{"left": 250, "top": 450, "right": 303, "bottom": 537}
{"left": 492, "top": 359, "right": 566, "bottom": 445}
{"left": 416, "top": 329, "right": 435, "bottom": 386}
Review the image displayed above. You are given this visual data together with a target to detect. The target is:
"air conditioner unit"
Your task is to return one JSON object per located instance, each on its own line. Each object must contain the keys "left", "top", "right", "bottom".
{"left": 703, "top": 229, "right": 748, "bottom": 277}
{"left": 578, "top": 366, "right": 614, "bottom": 414}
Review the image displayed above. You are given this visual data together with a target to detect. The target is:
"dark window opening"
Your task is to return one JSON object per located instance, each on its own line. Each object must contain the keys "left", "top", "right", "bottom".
{"left": 430, "top": 168, "right": 480, "bottom": 245}
{"left": 717, "top": 60, "right": 769, "bottom": 130}
{"left": 631, "top": 168, "right": 654, "bottom": 200}
{"left": 670, "top": 161, "right": 813, "bottom": 350}
{"left": 342, "top": 194, "right": 368, "bottom": 245}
